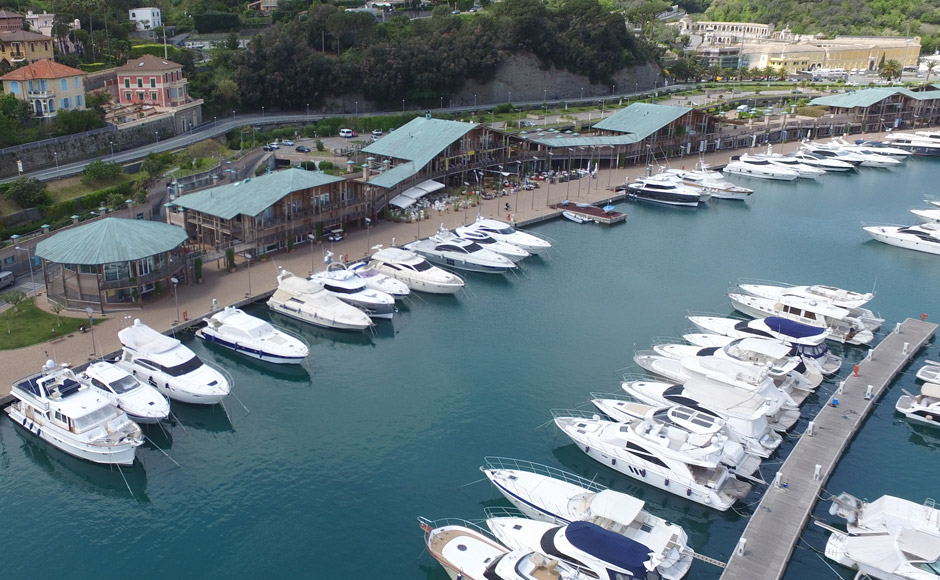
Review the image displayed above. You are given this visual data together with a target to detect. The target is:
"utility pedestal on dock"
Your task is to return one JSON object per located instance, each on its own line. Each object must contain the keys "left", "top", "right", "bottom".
{"left": 720, "top": 317, "right": 937, "bottom": 580}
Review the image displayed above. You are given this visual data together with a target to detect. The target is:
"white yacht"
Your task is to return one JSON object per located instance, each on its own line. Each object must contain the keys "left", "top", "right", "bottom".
{"left": 800, "top": 142, "right": 867, "bottom": 166}
{"left": 480, "top": 456, "right": 694, "bottom": 580}
{"left": 340, "top": 261, "right": 411, "bottom": 299}
{"left": 267, "top": 270, "right": 373, "bottom": 331}
{"left": 917, "top": 361, "right": 940, "bottom": 383}
{"left": 310, "top": 269, "right": 396, "bottom": 319}
{"left": 664, "top": 161, "right": 754, "bottom": 200}
{"left": 723, "top": 155, "right": 800, "bottom": 181}
{"left": 486, "top": 510, "right": 681, "bottom": 580}
{"left": 419, "top": 517, "right": 587, "bottom": 580}
{"left": 911, "top": 209, "right": 940, "bottom": 224}
{"left": 622, "top": 379, "right": 785, "bottom": 456}
{"left": 365, "top": 247, "right": 465, "bottom": 294}
{"left": 196, "top": 306, "right": 309, "bottom": 364}
{"left": 883, "top": 131, "right": 940, "bottom": 156}
{"left": 790, "top": 151, "right": 856, "bottom": 172}
{"left": 737, "top": 281, "right": 883, "bottom": 331}
{"left": 452, "top": 227, "right": 531, "bottom": 262}
{"left": 6, "top": 360, "right": 143, "bottom": 465}
{"left": 466, "top": 217, "right": 553, "bottom": 254}
{"left": 746, "top": 150, "right": 826, "bottom": 178}
{"left": 837, "top": 138, "right": 913, "bottom": 160}
{"left": 553, "top": 412, "right": 754, "bottom": 510}
{"left": 865, "top": 223, "right": 940, "bottom": 256}
{"left": 116, "top": 319, "right": 231, "bottom": 405}
{"left": 728, "top": 291, "right": 875, "bottom": 345}
{"left": 404, "top": 236, "right": 516, "bottom": 274}
{"left": 896, "top": 382, "right": 940, "bottom": 429}
{"left": 79, "top": 361, "right": 170, "bottom": 424}
{"left": 687, "top": 315, "right": 843, "bottom": 376}
{"left": 626, "top": 174, "right": 708, "bottom": 206}
{"left": 821, "top": 141, "right": 901, "bottom": 167}
{"left": 820, "top": 492, "right": 940, "bottom": 580}
{"left": 654, "top": 336, "right": 822, "bottom": 389}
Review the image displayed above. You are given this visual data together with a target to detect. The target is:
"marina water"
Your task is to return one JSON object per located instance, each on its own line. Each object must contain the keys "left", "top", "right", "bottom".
{"left": 2, "top": 159, "right": 939, "bottom": 579}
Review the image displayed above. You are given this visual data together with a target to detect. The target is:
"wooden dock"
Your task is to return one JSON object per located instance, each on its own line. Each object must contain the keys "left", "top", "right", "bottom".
{"left": 551, "top": 202, "right": 627, "bottom": 224}
{"left": 720, "top": 317, "right": 937, "bottom": 580}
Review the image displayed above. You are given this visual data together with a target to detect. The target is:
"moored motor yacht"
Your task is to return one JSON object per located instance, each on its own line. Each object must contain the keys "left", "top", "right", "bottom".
{"left": 552, "top": 412, "right": 754, "bottom": 510}
{"left": 116, "top": 319, "right": 231, "bottom": 405}
{"left": 338, "top": 260, "right": 411, "bottom": 299}
{"left": 451, "top": 226, "right": 531, "bottom": 262}
{"left": 6, "top": 360, "right": 143, "bottom": 465}
{"left": 800, "top": 141, "right": 867, "bottom": 166}
{"left": 723, "top": 155, "right": 800, "bottom": 181}
{"left": 896, "top": 382, "right": 940, "bottom": 428}
{"left": 911, "top": 208, "right": 940, "bottom": 225}
{"left": 467, "top": 217, "right": 552, "bottom": 254}
{"left": 819, "top": 492, "right": 940, "bottom": 580}
{"left": 481, "top": 456, "right": 694, "bottom": 579}
{"left": 486, "top": 509, "right": 678, "bottom": 580}
{"left": 196, "top": 306, "right": 309, "bottom": 364}
{"left": 310, "top": 269, "right": 396, "bottom": 319}
{"left": 746, "top": 149, "right": 826, "bottom": 178}
{"left": 839, "top": 138, "right": 912, "bottom": 160}
{"left": 864, "top": 222, "right": 940, "bottom": 256}
{"left": 736, "top": 281, "right": 883, "bottom": 331}
{"left": 790, "top": 151, "right": 856, "bottom": 172}
{"left": 79, "top": 361, "right": 170, "bottom": 424}
{"left": 418, "top": 517, "right": 587, "bottom": 580}
{"left": 404, "top": 236, "right": 516, "bottom": 274}
{"left": 916, "top": 361, "right": 940, "bottom": 383}
{"left": 820, "top": 140, "right": 901, "bottom": 167}
{"left": 883, "top": 131, "right": 940, "bottom": 156}
{"left": 267, "top": 270, "right": 374, "bottom": 331}
{"left": 687, "top": 315, "right": 843, "bottom": 376}
{"left": 365, "top": 247, "right": 465, "bottom": 294}
{"left": 626, "top": 174, "right": 708, "bottom": 206}
{"left": 728, "top": 291, "right": 876, "bottom": 345}
{"left": 621, "top": 379, "right": 784, "bottom": 456}
{"left": 664, "top": 161, "right": 754, "bottom": 200}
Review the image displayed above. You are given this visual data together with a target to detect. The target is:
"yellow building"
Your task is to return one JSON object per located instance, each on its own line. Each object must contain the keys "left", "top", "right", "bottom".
{"left": 741, "top": 36, "right": 920, "bottom": 74}
{"left": 0, "top": 29, "right": 54, "bottom": 66}
{"left": 0, "top": 59, "right": 87, "bottom": 118}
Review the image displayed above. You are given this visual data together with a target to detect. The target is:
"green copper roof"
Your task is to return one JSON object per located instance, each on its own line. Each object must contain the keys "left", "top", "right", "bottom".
{"left": 36, "top": 218, "right": 187, "bottom": 265}
{"left": 362, "top": 116, "right": 478, "bottom": 189}
{"left": 170, "top": 167, "right": 344, "bottom": 220}
{"left": 593, "top": 103, "right": 692, "bottom": 139}
{"left": 809, "top": 88, "right": 905, "bottom": 108}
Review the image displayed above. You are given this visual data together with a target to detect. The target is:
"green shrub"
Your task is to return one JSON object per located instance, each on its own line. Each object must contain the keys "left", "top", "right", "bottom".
{"left": 4, "top": 177, "right": 49, "bottom": 208}
{"left": 81, "top": 160, "right": 123, "bottom": 185}
{"left": 318, "top": 160, "right": 333, "bottom": 171}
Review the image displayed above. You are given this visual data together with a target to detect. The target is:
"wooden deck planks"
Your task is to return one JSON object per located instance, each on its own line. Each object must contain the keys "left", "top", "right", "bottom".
{"left": 720, "top": 318, "right": 937, "bottom": 580}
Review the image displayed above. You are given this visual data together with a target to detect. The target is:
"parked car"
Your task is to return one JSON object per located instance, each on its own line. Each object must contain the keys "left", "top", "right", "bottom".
{"left": 267, "top": 142, "right": 280, "bottom": 149}
{"left": 326, "top": 229, "right": 345, "bottom": 242}
{"left": 295, "top": 145, "right": 311, "bottom": 153}
{"left": 372, "top": 129, "right": 383, "bottom": 137}
{"left": 262, "top": 144, "right": 275, "bottom": 151}
{"left": 282, "top": 140, "right": 295, "bottom": 146}
{"left": 0, "top": 270, "right": 14, "bottom": 290}
{"left": 339, "top": 129, "right": 358, "bottom": 138}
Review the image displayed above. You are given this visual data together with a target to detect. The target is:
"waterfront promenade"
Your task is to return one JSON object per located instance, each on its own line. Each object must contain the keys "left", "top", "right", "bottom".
{"left": 0, "top": 134, "right": 890, "bottom": 399}
{"left": 720, "top": 317, "right": 938, "bottom": 580}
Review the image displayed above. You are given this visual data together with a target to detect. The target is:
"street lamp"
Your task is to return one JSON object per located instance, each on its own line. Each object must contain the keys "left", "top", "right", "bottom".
{"left": 262, "top": 106, "right": 265, "bottom": 119}
{"left": 109, "top": 141, "right": 114, "bottom": 159}
{"left": 213, "top": 116, "right": 217, "bottom": 127}
{"left": 355, "top": 100, "right": 358, "bottom": 116}
{"left": 580, "top": 87, "right": 584, "bottom": 100}
{"left": 543, "top": 89, "right": 547, "bottom": 103}
{"left": 306, "top": 103, "right": 309, "bottom": 119}
{"left": 14, "top": 246, "right": 34, "bottom": 294}
{"left": 85, "top": 307, "right": 96, "bottom": 359}
{"left": 473, "top": 94, "right": 477, "bottom": 108}
{"left": 53, "top": 151, "right": 58, "bottom": 170}
{"left": 440, "top": 96, "right": 443, "bottom": 110}
{"left": 308, "top": 233, "right": 316, "bottom": 274}
{"left": 170, "top": 277, "right": 180, "bottom": 328}
{"left": 245, "top": 253, "right": 252, "bottom": 297}
{"left": 508, "top": 90, "right": 511, "bottom": 104}
{"left": 402, "top": 99, "right": 405, "bottom": 112}
{"left": 365, "top": 218, "right": 372, "bottom": 256}
{"left": 155, "top": 131, "right": 159, "bottom": 142}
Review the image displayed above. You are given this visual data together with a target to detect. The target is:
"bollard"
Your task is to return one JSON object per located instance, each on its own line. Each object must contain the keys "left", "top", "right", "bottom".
{"left": 211, "top": 298, "right": 218, "bottom": 311}
{"left": 837, "top": 380, "right": 845, "bottom": 394}
{"left": 895, "top": 322, "right": 901, "bottom": 334}
{"left": 865, "top": 385, "right": 874, "bottom": 400}
{"left": 814, "top": 464, "right": 822, "bottom": 481}
{"left": 736, "top": 538, "right": 747, "bottom": 556}
{"left": 773, "top": 471, "right": 784, "bottom": 488}
{"left": 806, "top": 420, "right": 815, "bottom": 437}
{"left": 853, "top": 364, "right": 859, "bottom": 377}
{"left": 903, "top": 341, "right": 909, "bottom": 355}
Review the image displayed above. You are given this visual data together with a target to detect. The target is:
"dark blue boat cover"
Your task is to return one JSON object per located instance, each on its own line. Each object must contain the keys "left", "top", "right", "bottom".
{"left": 564, "top": 521, "right": 651, "bottom": 578}
{"left": 764, "top": 317, "right": 827, "bottom": 339}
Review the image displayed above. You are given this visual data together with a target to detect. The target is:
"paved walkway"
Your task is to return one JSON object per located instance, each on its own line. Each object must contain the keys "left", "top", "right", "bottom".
{"left": 0, "top": 134, "right": 893, "bottom": 400}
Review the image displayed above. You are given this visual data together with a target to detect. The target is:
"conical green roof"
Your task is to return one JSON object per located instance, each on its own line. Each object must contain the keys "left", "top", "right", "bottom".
{"left": 36, "top": 217, "right": 187, "bottom": 265}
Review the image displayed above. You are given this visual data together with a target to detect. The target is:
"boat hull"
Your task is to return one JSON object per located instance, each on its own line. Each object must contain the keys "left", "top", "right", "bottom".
{"left": 268, "top": 299, "right": 372, "bottom": 331}
{"left": 865, "top": 226, "right": 940, "bottom": 256}
{"left": 626, "top": 185, "right": 701, "bottom": 207}
{"left": 5, "top": 403, "right": 139, "bottom": 465}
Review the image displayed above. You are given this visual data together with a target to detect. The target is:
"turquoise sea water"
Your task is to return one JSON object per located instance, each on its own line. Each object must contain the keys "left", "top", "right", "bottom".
{"left": 1, "top": 159, "right": 939, "bottom": 580}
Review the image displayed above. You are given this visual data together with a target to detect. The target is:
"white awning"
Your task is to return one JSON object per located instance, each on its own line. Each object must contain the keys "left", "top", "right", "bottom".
{"left": 388, "top": 179, "right": 445, "bottom": 209}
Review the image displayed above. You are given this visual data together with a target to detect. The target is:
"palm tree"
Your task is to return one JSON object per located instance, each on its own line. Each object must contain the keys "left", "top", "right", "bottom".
{"left": 925, "top": 61, "right": 937, "bottom": 84}
{"left": 880, "top": 59, "right": 902, "bottom": 82}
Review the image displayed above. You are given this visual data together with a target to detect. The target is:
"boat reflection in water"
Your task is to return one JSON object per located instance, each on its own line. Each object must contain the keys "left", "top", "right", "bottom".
{"left": 168, "top": 399, "right": 235, "bottom": 434}
{"left": 13, "top": 425, "right": 149, "bottom": 500}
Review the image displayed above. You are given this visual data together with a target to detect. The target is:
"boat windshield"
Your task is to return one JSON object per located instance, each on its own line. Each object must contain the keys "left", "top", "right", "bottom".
{"left": 109, "top": 374, "right": 140, "bottom": 394}
{"left": 162, "top": 355, "right": 205, "bottom": 377}
{"left": 72, "top": 405, "right": 119, "bottom": 433}
{"left": 410, "top": 260, "right": 432, "bottom": 272}
{"left": 324, "top": 283, "right": 359, "bottom": 295}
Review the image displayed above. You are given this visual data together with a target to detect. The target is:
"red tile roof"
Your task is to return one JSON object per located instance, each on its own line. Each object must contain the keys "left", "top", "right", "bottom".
{"left": 115, "top": 54, "right": 181, "bottom": 73}
{"left": 0, "top": 58, "right": 85, "bottom": 81}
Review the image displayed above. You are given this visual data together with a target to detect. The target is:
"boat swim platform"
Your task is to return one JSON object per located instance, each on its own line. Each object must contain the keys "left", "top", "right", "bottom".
{"left": 550, "top": 202, "right": 627, "bottom": 225}
{"left": 719, "top": 317, "right": 937, "bottom": 580}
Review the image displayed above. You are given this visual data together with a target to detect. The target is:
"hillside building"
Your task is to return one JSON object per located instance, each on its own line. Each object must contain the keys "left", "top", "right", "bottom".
{"left": 0, "top": 59, "right": 86, "bottom": 118}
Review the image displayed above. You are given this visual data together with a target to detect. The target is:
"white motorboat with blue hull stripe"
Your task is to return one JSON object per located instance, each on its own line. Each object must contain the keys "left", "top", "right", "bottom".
{"left": 197, "top": 306, "right": 309, "bottom": 364}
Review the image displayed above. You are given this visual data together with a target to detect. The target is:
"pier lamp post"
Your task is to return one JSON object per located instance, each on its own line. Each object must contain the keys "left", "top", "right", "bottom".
{"left": 170, "top": 277, "right": 180, "bottom": 328}
{"left": 546, "top": 152, "right": 554, "bottom": 205}
{"left": 85, "top": 307, "right": 96, "bottom": 359}
{"left": 14, "top": 246, "right": 34, "bottom": 294}
{"left": 308, "top": 234, "right": 316, "bottom": 274}
{"left": 365, "top": 218, "right": 372, "bottom": 257}
{"left": 245, "top": 253, "right": 252, "bottom": 297}
{"left": 566, "top": 148, "right": 573, "bottom": 201}
{"left": 530, "top": 157, "right": 539, "bottom": 210}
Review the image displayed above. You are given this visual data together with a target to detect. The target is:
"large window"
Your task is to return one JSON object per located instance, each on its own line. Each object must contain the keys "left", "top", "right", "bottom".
{"left": 137, "top": 256, "right": 154, "bottom": 276}
{"left": 103, "top": 262, "right": 129, "bottom": 282}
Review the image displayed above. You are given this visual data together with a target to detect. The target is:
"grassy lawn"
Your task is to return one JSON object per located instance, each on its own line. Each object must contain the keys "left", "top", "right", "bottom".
{"left": 46, "top": 174, "right": 132, "bottom": 204}
{"left": 0, "top": 298, "right": 105, "bottom": 350}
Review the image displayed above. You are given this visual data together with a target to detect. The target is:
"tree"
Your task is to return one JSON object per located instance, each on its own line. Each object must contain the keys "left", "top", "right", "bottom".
{"left": 4, "top": 177, "right": 49, "bottom": 208}
{"left": 925, "top": 61, "right": 937, "bottom": 84}
{"left": 880, "top": 59, "right": 902, "bottom": 81}
{"left": 1, "top": 289, "right": 27, "bottom": 313}
{"left": 81, "top": 160, "right": 123, "bottom": 185}
{"left": 50, "top": 300, "right": 65, "bottom": 327}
